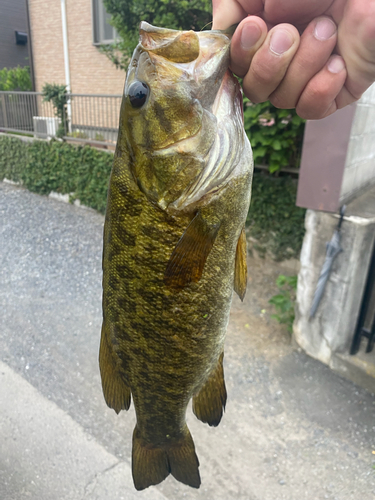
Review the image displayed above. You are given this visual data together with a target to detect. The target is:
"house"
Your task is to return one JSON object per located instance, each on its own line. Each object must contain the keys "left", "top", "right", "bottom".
{"left": 0, "top": 0, "right": 30, "bottom": 70}
{"left": 28, "top": 0, "right": 125, "bottom": 95}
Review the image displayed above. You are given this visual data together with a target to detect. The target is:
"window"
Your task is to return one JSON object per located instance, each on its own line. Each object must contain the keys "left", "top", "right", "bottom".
{"left": 92, "top": 0, "right": 118, "bottom": 44}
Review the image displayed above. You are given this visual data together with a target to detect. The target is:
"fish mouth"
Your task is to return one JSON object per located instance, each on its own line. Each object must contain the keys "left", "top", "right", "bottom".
{"left": 140, "top": 23, "right": 232, "bottom": 111}
{"left": 150, "top": 34, "right": 235, "bottom": 155}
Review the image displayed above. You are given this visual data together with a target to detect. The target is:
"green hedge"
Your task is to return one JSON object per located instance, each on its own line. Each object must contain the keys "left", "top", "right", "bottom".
{"left": 244, "top": 100, "right": 305, "bottom": 173}
{"left": 0, "top": 135, "right": 305, "bottom": 259}
{"left": 0, "top": 136, "right": 112, "bottom": 213}
{"left": 247, "top": 172, "right": 306, "bottom": 260}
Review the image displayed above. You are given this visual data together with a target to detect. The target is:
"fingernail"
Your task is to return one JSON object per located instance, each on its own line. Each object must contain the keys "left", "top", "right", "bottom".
{"left": 315, "top": 18, "right": 336, "bottom": 40}
{"left": 327, "top": 55, "right": 345, "bottom": 74}
{"left": 270, "top": 30, "right": 294, "bottom": 55}
{"left": 240, "top": 22, "right": 261, "bottom": 50}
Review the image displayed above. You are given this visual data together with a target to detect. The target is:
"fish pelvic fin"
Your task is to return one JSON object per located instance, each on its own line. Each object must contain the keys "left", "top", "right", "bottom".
{"left": 192, "top": 351, "right": 227, "bottom": 427}
{"left": 234, "top": 227, "right": 248, "bottom": 301}
{"left": 99, "top": 322, "right": 131, "bottom": 414}
{"left": 164, "top": 211, "right": 220, "bottom": 291}
{"left": 132, "top": 425, "right": 201, "bottom": 490}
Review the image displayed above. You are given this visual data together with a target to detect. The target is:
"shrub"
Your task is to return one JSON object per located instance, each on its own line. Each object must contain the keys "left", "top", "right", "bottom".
{"left": 247, "top": 172, "right": 306, "bottom": 260}
{"left": 0, "top": 66, "right": 32, "bottom": 91}
{"left": 244, "top": 99, "right": 305, "bottom": 173}
{"left": 42, "top": 83, "right": 68, "bottom": 138}
{"left": 0, "top": 136, "right": 113, "bottom": 213}
{"left": 269, "top": 275, "right": 298, "bottom": 333}
{"left": 0, "top": 136, "right": 28, "bottom": 182}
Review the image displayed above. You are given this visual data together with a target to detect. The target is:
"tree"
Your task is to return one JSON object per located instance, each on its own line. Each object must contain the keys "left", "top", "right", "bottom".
{"left": 101, "top": 0, "right": 212, "bottom": 70}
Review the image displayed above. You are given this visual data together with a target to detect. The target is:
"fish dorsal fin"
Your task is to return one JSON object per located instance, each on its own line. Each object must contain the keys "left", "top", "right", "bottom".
{"left": 164, "top": 212, "right": 220, "bottom": 290}
{"left": 234, "top": 227, "right": 247, "bottom": 301}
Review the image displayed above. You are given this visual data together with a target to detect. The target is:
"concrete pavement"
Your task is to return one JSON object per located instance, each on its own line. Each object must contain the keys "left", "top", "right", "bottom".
{"left": 1, "top": 181, "right": 375, "bottom": 500}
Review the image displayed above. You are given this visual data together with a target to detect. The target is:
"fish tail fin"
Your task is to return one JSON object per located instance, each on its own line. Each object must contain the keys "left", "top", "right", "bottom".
{"left": 132, "top": 425, "right": 201, "bottom": 490}
{"left": 132, "top": 426, "right": 170, "bottom": 490}
{"left": 167, "top": 426, "right": 201, "bottom": 488}
{"left": 192, "top": 352, "right": 227, "bottom": 427}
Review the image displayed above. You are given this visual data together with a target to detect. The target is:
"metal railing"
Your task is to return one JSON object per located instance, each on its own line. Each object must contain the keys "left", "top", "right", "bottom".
{"left": 0, "top": 91, "right": 122, "bottom": 146}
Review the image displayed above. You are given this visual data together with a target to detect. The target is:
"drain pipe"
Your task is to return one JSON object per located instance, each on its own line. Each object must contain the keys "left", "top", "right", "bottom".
{"left": 60, "top": 0, "right": 72, "bottom": 132}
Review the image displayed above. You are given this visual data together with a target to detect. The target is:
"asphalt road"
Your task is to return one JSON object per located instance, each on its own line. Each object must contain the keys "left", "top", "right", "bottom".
{"left": 1, "top": 181, "right": 375, "bottom": 500}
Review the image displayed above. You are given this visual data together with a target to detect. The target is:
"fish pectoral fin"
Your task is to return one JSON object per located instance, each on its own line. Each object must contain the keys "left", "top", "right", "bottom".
{"left": 234, "top": 227, "right": 248, "bottom": 301}
{"left": 192, "top": 352, "right": 227, "bottom": 427}
{"left": 164, "top": 211, "right": 220, "bottom": 290}
{"left": 132, "top": 425, "right": 200, "bottom": 490}
{"left": 99, "top": 322, "right": 131, "bottom": 414}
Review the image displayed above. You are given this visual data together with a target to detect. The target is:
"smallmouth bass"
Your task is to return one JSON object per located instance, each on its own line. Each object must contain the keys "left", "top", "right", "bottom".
{"left": 99, "top": 22, "right": 253, "bottom": 490}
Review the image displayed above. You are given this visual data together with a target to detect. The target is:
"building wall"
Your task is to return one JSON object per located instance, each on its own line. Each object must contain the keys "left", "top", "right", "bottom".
{"left": 340, "top": 84, "right": 375, "bottom": 203}
{"left": 294, "top": 187, "right": 375, "bottom": 390}
{"left": 0, "top": 0, "right": 29, "bottom": 69}
{"left": 65, "top": 0, "right": 125, "bottom": 95}
{"left": 28, "top": 0, "right": 125, "bottom": 94}
{"left": 28, "top": 0, "right": 65, "bottom": 90}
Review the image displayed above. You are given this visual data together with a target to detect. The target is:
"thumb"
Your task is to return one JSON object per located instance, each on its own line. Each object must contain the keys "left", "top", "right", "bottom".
{"left": 337, "top": 1, "right": 375, "bottom": 101}
{"left": 212, "top": 0, "right": 248, "bottom": 29}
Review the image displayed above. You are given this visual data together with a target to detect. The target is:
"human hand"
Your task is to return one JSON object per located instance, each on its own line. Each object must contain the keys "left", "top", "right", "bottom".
{"left": 212, "top": 0, "right": 375, "bottom": 119}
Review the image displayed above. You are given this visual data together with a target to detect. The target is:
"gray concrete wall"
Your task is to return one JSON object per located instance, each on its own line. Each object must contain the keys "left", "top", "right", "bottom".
{"left": 294, "top": 185, "right": 375, "bottom": 370}
{"left": 340, "top": 84, "right": 375, "bottom": 203}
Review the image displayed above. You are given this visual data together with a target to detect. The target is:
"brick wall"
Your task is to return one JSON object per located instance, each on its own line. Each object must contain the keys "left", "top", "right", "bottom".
{"left": 65, "top": 0, "right": 125, "bottom": 95}
{"left": 29, "top": 0, "right": 125, "bottom": 95}
{"left": 340, "top": 84, "right": 375, "bottom": 203}
{"left": 28, "top": 0, "right": 65, "bottom": 91}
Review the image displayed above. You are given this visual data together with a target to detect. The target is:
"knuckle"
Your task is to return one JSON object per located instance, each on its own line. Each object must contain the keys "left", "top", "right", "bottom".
{"left": 250, "top": 62, "right": 274, "bottom": 88}
{"left": 295, "top": 105, "right": 322, "bottom": 120}
{"left": 269, "top": 91, "right": 296, "bottom": 110}
{"left": 303, "top": 83, "right": 331, "bottom": 108}
{"left": 243, "top": 87, "right": 265, "bottom": 104}
{"left": 296, "top": 89, "right": 328, "bottom": 119}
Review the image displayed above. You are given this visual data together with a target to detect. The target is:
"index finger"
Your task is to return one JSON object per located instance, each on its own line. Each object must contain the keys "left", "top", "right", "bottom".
{"left": 212, "top": 0, "right": 263, "bottom": 29}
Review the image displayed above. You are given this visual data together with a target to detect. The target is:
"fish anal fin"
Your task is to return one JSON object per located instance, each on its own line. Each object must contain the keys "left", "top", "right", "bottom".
{"left": 234, "top": 227, "right": 248, "bottom": 301}
{"left": 99, "top": 322, "right": 131, "bottom": 414}
{"left": 164, "top": 212, "right": 220, "bottom": 291}
{"left": 132, "top": 425, "right": 200, "bottom": 490}
{"left": 192, "top": 352, "right": 227, "bottom": 427}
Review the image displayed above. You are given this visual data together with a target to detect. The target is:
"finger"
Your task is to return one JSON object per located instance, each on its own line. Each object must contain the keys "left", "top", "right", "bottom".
{"left": 263, "top": 0, "right": 331, "bottom": 25}
{"left": 336, "top": 0, "right": 375, "bottom": 101}
{"left": 212, "top": 0, "right": 248, "bottom": 30}
{"left": 296, "top": 55, "right": 347, "bottom": 119}
{"left": 270, "top": 17, "right": 338, "bottom": 109}
{"left": 230, "top": 17, "right": 268, "bottom": 77}
{"left": 242, "top": 24, "right": 300, "bottom": 103}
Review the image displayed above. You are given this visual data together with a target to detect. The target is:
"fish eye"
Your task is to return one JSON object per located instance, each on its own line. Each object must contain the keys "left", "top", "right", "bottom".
{"left": 128, "top": 81, "right": 149, "bottom": 108}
